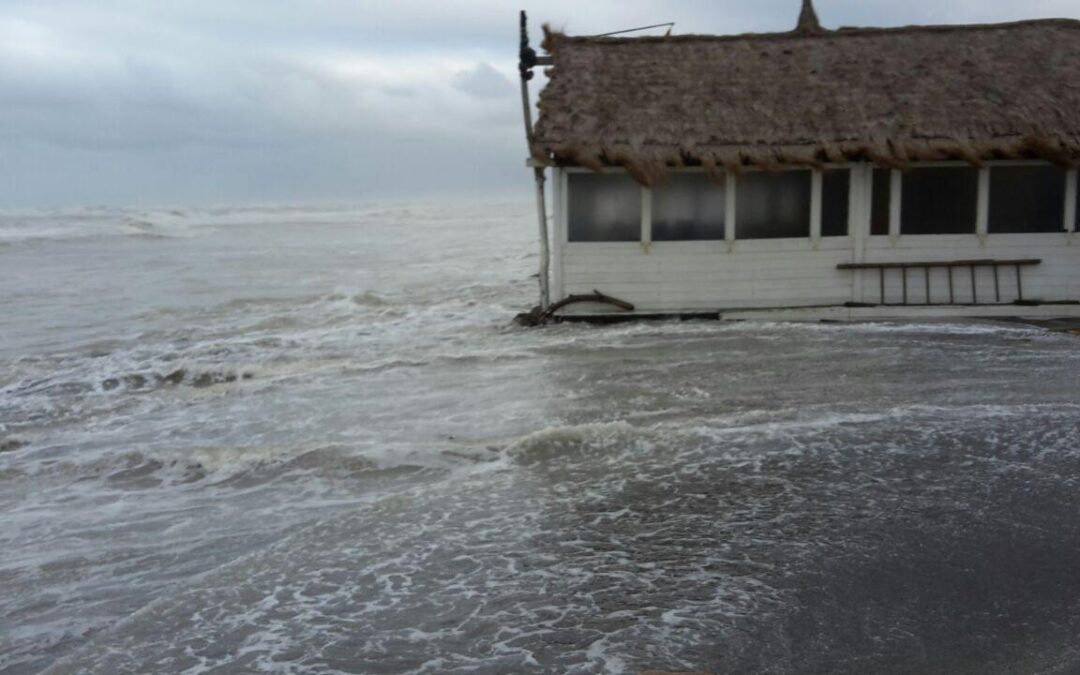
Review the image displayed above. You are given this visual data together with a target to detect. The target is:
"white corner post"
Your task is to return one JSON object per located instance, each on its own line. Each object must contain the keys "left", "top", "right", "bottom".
{"left": 1065, "top": 169, "right": 1078, "bottom": 236}
{"left": 533, "top": 166, "right": 551, "bottom": 309}
{"left": 551, "top": 168, "right": 564, "bottom": 302}
{"left": 641, "top": 187, "right": 652, "bottom": 254}
{"left": 725, "top": 170, "right": 737, "bottom": 252}
{"left": 850, "top": 166, "right": 869, "bottom": 303}
{"left": 976, "top": 166, "right": 990, "bottom": 243}
{"left": 810, "top": 169, "right": 823, "bottom": 249}
{"left": 889, "top": 169, "right": 902, "bottom": 244}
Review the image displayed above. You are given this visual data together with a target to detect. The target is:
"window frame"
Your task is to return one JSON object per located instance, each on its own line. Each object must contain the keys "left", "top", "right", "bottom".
{"left": 895, "top": 163, "right": 982, "bottom": 237}
{"left": 648, "top": 171, "right": 729, "bottom": 242}
{"left": 561, "top": 164, "right": 857, "bottom": 245}
{"left": 987, "top": 163, "right": 1071, "bottom": 234}
{"left": 867, "top": 159, "right": 1078, "bottom": 240}
{"left": 564, "top": 170, "right": 650, "bottom": 243}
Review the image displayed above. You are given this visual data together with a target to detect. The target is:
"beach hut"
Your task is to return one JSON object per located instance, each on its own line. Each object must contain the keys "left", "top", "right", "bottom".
{"left": 518, "top": 1, "right": 1080, "bottom": 320}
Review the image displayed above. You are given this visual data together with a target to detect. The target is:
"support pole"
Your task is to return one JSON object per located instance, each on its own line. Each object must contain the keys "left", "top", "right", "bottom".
{"left": 519, "top": 11, "right": 550, "bottom": 310}
{"left": 533, "top": 167, "right": 551, "bottom": 310}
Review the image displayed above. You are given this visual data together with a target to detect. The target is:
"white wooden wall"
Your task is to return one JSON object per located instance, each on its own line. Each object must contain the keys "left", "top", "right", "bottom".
{"left": 551, "top": 163, "right": 1080, "bottom": 313}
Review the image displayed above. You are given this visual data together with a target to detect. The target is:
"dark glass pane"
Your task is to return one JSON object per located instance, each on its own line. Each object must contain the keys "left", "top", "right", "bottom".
{"left": 736, "top": 171, "right": 811, "bottom": 239}
{"left": 652, "top": 173, "right": 725, "bottom": 241}
{"left": 567, "top": 173, "right": 641, "bottom": 242}
{"left": 901, "top": 167, "right": 978, "bottom": 235}
{"left": 989, "top": 165, "right": 1065, "bottom": 233}
{"left": 871, "top": 169, "right": 891, "bottom": 235}
{"left": 822, "top": 169, "right": 850, "bottom": 236}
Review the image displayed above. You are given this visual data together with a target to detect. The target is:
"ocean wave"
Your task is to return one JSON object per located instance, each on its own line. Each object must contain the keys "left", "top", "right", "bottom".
{"left": 3, "top": 441, "right": 453, "bottom": 493}
{"left": 350, "top": 291, "right": 389, "bottom": 306}
{"left": 0, "top": 210, "right": 202, "bottom": 245}
{"left": 504, "top": 421, "right": 642, "bottom": 466}
{"left": 0, "top": 436, "right": 27, "bottom": 454}
{"left": 1, "top": 367, "right": 255, "bottom": 407}
{"left": 498, "top": 402, "right": 1080, "bottom": 471}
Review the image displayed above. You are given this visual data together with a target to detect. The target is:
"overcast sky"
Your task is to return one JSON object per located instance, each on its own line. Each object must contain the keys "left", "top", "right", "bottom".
{"left": 2, "top": 0, "right": 1078, "bottom": 208}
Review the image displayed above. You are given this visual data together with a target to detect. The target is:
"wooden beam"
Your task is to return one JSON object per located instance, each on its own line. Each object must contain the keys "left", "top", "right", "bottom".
{"left": 838, "top": 258, "right": 1041, "bottom": 270}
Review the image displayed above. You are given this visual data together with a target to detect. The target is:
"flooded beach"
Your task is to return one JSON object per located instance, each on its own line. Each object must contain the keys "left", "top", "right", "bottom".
{"left": 2, "top": 200, "right": 1080, "bottom": 674}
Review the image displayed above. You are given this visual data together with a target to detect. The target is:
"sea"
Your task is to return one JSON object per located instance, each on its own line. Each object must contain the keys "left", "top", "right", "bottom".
{"left": 2, "top": 200, "right": 1080, "bottom": 674}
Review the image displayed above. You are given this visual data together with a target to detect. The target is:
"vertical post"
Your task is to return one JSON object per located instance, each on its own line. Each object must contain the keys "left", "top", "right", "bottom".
{"left": 534, "top": 167, "right": 551, "bottom": 310}
{"left": 1065, "top": 169, "right": 1078, "bottom": 234}
{"left": 948, "top": 267, "right": 955, "bottom": 304}
{"left": 641, "top": 187, "right": 652, "bottom": 253}
{"left": 993, "top": 263, "right": 1000, "bottom": 302}
{"left": 725, "top": 170, "right": 737, "bottom": 251}
{"left": 970, "top": 265, "right": 978, "bottom": 304}
{"left": 879, "top": 267, "right": 885, "bottom": 305}
{"left": 552, "top": 168, "right": 564, "bottom": 303}
{"left": 901, "top": 266, "right": 908, "bottom": 305}
{"left": 519, "top": 11, "right": 550, "bottom": 310}
{"left": 924, "top": 267, "right": 931, "bottom": 304}
{"left": 976, "top": 166, "right": 990, "bottom": 242}
{"left": 850, "top": 166, "right": 867, "bottom": 303}
{"left": 810, "top": 169, "right": 823, "bottom": 248}
{"left": 889, "top": 169, "right": 902, "bottom": 244}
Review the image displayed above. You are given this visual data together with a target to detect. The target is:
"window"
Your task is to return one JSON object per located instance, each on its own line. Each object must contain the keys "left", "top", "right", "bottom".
{"left": 901, "top": 166, "right": 978, "bottom": 235}
{"left": 567, "top": 173, "right": 641, "bottom": 242}
{"left": 870, "top": 169, "right": 891, "bottom": 235}
{"left": 822, "top": 169, "right": 850, "bottom": 237}
{"left": 651, "top": 173, "right": 725, "bottom": 241}
{"left": 989, "top": 165, "right": 1066, "bottom": 233}
{"left": 736, "top": 170, "right": 811, "bottom": 239}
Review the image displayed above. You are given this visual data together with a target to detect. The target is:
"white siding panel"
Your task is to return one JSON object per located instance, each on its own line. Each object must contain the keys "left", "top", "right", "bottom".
{"left": 856, "top": 234, "right": 1080, "bottom": 305}
{"left": 559, "top": 233, "right": 1080, "bottom": 313}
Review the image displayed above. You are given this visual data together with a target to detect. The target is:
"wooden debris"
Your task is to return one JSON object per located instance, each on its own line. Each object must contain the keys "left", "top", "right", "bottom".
{"left": 513, "top": 289, "right": 635, "bottom": 326}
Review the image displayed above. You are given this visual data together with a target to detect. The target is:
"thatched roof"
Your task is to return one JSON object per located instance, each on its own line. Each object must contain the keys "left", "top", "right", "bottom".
{"left": 531, "top": 9, "right": 1080, "bottom": 185}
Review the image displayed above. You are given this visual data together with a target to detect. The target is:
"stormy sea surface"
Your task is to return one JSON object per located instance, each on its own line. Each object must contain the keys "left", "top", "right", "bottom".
{"left": 2, "top": 200, "right": 1080, "bottom": 675}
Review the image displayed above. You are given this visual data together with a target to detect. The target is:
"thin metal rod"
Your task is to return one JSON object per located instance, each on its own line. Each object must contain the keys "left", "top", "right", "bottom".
{"left": 993, "top": 264, "right": 1000, "bottom": 302}
{"left": 1016, "top": 264, "right": 1024, "bottom": 301}
{"left": 948, "top": 267, "right": 954, "bottom": 304}
{"left": 925, "top": 267, "right": 931, "bottom": 305}
{"left": 594, "top": 22, "right": 674, "bottom": 37}
{"left": 970, "top": 266, "right": 977, "bottom": 305}
{"left": 901, "top": 266, "right": 908, "bottom": 305}
{"left": 879, "top": 268, "right": 885, "bottom": 305}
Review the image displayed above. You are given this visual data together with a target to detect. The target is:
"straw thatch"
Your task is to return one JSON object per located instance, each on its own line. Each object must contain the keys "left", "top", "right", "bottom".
{"left": 531, "top": 13, "right": 1080, "bottom": 185}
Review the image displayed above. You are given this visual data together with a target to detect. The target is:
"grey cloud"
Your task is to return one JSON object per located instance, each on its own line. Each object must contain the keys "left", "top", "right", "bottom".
{"left": 453, "top": 62, "right": 513, "bottom": 99}
{"left": 1, "top": 0, "right": 1079, "bottom": 207}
